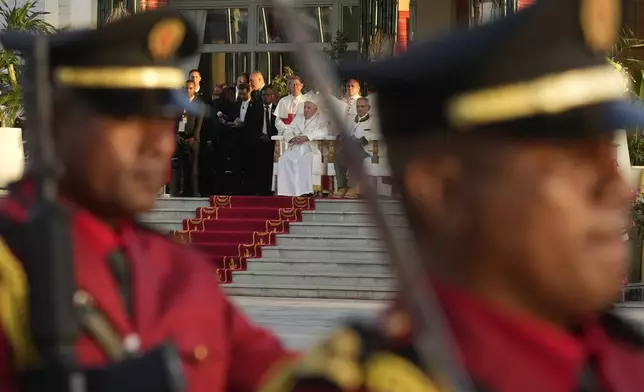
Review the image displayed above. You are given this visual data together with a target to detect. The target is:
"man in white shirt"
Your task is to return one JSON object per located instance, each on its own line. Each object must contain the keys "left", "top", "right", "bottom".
{"left": 333, "top": 97, "right": 374, "bottom": 198}
{"left": 277, "top": 95, "right": 328, "bottom": 196}
{"left": 274, "top": 75, "right": 309, "bottom": 134}
{"left": 235, "top": 73, "right": 250, "bottom": 100}
{"left": 343, "top": 78, "right": 362, "bottom": 119}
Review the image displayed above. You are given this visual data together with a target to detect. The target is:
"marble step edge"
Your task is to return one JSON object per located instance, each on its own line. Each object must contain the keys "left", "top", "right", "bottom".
{"left": 292, "top": 222, "right": 407, "bottom": 227}
{"left": 276, "top": 234, "right": 409, "bottom": 240}
{"left": 315, "top": 199, "right": 400, "bottom": 204}
{"left": 138, "top": 220, "right": 181, "bottom": 225}
{"left": 302, "top": 210, "right": 404, "bottom": 216}
{"left": 615, "top": 302, "right": 644, "bottom": 308}
{"left": 223, "top": 283, "right": 398, "bottom": 292}
{"left": 249, "top": 257, "right": 388, "bottom": 265}
{"left": 156, "top": 197, "right": 209, "bottom": 201}
{"left": 233, "top": 271, "right": 393, "bottom": 279}
{"left": 145, "top": 208, "right": 196, "bottom": 212}
{"left": 262, "top": 245, "right": 387, "bottom": 252}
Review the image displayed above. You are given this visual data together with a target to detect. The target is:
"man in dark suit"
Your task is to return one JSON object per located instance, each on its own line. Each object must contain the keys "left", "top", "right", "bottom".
{"left": 217, "top": 83, "right": 253, "bottom": 194}
{"left": 249, "top": 71, "right": 266, "bottom": 102}
{"left": 171, "top": 79, "right": 203, "bottom": 197}
{"left": 188, "top": 69, "right": 216, "bottom": 195}
{"left": 244, "top": 85, "right": 279, "bottom": 195}
{"left": 189, "top": 68, "right": 212, "bottom": 105}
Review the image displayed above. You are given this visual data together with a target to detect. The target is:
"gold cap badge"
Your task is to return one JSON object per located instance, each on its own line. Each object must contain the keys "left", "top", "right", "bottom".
{"left": 580, "top": 0, "right": 620, "bottom": 52}
{"left": 148, "top": 18, "right": 186, "bottom": 60}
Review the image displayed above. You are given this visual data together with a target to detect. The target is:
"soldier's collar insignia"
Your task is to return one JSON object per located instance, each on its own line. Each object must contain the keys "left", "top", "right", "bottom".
{"left": 580, "top": 0, "right": 620, "bottom": 52}
{"left": 148, "top": 18, "right": 186, "bottom": 60}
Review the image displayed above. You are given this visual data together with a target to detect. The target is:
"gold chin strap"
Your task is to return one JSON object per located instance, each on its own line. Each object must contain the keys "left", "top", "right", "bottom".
{"left": 0, "top": 238, "right": 38, "bottom": 369}
{"left": 446, "top": 65, "right": 626, "bottom": 130}
{"left": 53, "top": 66, "right": 185, "bottom": 89}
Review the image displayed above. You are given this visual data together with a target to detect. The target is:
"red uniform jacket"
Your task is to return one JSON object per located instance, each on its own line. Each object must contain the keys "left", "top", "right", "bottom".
{"left": 267, "top": 283, "right": 644, "bottom": 392}
{"left": 0, "top": 182, "right": 294, "bottom": 392}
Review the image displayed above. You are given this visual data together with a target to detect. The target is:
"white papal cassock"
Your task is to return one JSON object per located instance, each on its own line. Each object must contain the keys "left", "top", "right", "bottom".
{"left": 274, "top": 92, "right": 312, "bottom": 134}
{"left": 277, "top": 112, "right": 328, "bottom": 196}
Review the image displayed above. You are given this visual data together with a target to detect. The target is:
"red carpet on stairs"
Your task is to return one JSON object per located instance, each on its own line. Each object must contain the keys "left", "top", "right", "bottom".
{"left": 170, "top": 196, "right": 314, "bottom": 283}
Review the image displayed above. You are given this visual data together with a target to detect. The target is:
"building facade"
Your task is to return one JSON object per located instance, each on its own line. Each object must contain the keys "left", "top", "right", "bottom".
{"left": 167, "top": 0, "right": 378, "bottom": 91}
{"left": 15, "top": 0, "right": 97, "bottom": 28}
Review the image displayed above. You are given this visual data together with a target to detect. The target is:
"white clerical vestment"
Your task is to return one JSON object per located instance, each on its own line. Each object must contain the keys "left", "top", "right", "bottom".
{"left": 277, "top": 113, "right": 328, "bottom": 196}
{"left": 343, "top": 95, "right": 362, "bottom": 119}
{"left": 344, "top": 114, "right": 391, "bottom": 196}
{"left": 274, "top": 92, "right": 312, "bottom": 134}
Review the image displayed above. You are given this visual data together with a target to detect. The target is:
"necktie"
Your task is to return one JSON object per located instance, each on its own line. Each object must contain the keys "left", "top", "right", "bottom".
{"left": 577, "top": 358, "right": 601, "bottom": 392}
{"left": 264, "top": 105, "right": 271, "bottom": 135}
{"left": 108, "top": 249, "right": 132, "bottom": 318}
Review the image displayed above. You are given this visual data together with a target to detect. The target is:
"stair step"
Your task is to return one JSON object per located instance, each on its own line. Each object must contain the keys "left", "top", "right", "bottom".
{"left": 223, "top": 283, "right": 397, "bottom": 300}
{"left": 261, "top": 245, "right": 387, "bottom": 261}
{"left": 289, "top": 222, "right": 410, "bottom": 236}
{"left": 276, "top": 234, "right": 412, "bottom": 248}
{"left": 232, "top": 271, "right": 395, "bottom": 287}
{"left": 140, "top": 208, "right": 196, "bottom": 221}
{"left": 302, "top": 210, "right": 407, "bottom": 224}
{"left": 247, "top": 258, "right": 389, "bottom": 274}
{"left": 155, "top": 197, "right": 209, "bottom": 209}
{"left": 138, "top": 220, "right": 183, "bottom": 232}
{"left": 623, "top": 284, "right": 644, "bottom": 302}
{"left": 314, "top": 199, "right": 403, "bottom": 213}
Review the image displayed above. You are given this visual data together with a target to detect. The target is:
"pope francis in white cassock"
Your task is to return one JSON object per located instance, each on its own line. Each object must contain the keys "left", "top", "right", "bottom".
{"left": 277, "top": 95, "right": 328, "bottom": 196}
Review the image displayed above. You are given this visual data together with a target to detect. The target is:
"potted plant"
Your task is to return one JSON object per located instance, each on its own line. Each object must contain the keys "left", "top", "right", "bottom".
{"left": 609, "top": 28, "right": 644, "bottom": 166}
{"left": 0, "top": 0, "right": 54, "bottom": 188}
{"left": 323, "top": 31, "right": 349, "bottom": 65}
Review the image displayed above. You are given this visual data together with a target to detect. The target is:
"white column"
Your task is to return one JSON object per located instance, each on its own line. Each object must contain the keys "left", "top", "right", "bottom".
{"left": 13, "top": 0, "right": 96, "bottom": 29}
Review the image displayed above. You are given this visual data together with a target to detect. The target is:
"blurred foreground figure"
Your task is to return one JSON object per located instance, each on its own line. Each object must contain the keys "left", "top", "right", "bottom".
{"left": 260, "top": 0, "right": 644, "bottom": 391}
{"left": 0, "top": 10, "right": 291, "bottom": 391}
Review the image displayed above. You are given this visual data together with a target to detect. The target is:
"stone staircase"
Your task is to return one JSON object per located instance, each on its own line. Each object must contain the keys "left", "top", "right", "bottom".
{"left": 140, "top": 197, "right": 405, "bottom": 300}
{"left": 140, "top": 197, "right": 207, "bottom": 231}
{"left": 226, "top": 199, "right": 406, "bottom": 300}
{"left": 623, "top": 283, "right": 644, "bottom": 302}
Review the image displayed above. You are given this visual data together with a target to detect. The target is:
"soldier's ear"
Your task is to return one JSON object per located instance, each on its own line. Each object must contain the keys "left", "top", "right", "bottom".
{"left": 402, "top": 155, "right": 462, "bottom": 225}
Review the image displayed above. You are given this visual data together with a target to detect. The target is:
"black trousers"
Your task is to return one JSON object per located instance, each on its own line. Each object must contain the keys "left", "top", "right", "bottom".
{"left": 245, "top": 138, "right": 275, "bottom": 196}
{"left": 198, "top": 140, "right": 216, "bottom": 196}
{"left": 170, "top": 146, "right": 199, "bottom": 197}
{"left": 212, "top": 126, "right": 243, "bottom": 195}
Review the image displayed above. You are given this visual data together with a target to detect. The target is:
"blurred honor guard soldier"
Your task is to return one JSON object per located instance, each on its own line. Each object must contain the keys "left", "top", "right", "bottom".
{"left": 260, "top": 0, "right": 644, "bottom": 391}
{"left": 0, "top": 9, "right": 293, "bottom": 392}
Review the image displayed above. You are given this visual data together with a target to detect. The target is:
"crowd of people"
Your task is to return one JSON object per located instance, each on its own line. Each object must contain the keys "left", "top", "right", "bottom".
{"left": 166, "top": 69, "right": 381, "bottom": 198}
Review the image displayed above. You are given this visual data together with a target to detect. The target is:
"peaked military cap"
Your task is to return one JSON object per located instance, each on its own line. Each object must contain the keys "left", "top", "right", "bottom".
{"left": 1, "top": 9, "right": 200, "bottom": 118}
{"left": 340, "top": 0, "right": 641, "bottom": 142}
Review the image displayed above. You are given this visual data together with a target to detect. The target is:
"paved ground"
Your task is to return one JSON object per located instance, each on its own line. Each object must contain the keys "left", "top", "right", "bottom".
{"left": 232, "top": 297, "right": 644, "bottom": 349}
{"left": 232, "top": 297, "right": 385, "bottom": 349}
